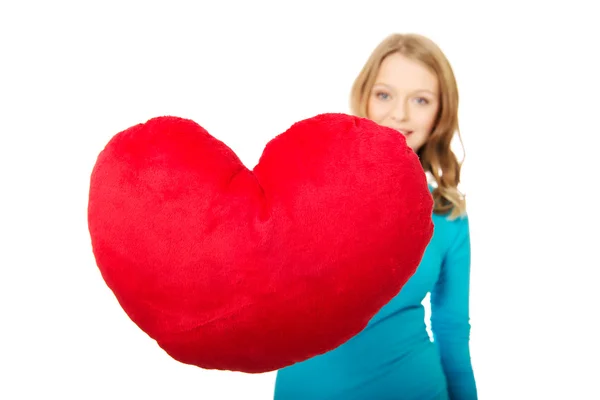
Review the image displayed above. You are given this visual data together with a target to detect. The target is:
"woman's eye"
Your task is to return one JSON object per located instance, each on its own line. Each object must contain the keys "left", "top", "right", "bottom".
{"left": 414, "top": 97, "right": 429, "bottom": 105}
{"left": 376, "top": 92, "right": 390, "bottom": 100}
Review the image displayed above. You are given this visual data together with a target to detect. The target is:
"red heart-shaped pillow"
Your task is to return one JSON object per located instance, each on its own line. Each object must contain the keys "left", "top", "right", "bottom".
{"left": 88, "top": 113, "right": 433, "bottom": 373}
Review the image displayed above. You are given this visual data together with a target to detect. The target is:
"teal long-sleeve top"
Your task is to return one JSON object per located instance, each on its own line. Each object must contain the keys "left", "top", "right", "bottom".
{"left": 273, "top": 208, "right": 478, "bottom": 399}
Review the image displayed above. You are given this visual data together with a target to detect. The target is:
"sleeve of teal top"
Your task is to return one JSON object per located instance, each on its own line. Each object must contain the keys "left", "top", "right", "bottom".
{"left": 430, "top": 214, "right": 478, "bottom": 399}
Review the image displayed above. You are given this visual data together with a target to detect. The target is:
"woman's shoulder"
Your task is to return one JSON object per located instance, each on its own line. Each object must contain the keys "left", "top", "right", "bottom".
{"left": 431, "top": 209, "right": 468, "bottom": 240}
{"left": 428, "top": 184, "right": 469, "bottom": 244}
{"left": 427, "top": 183, "right": 469, "bottom": 228}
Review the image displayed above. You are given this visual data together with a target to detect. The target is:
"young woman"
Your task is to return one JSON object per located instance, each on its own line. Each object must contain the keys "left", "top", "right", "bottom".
{"left": 273, "top": 33, "right": 478, "bottom": 399}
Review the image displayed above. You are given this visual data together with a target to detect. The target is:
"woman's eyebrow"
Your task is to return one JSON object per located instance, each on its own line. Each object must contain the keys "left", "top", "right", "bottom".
{"left": 373, "top": 83, "right": 437, "bottom": 96}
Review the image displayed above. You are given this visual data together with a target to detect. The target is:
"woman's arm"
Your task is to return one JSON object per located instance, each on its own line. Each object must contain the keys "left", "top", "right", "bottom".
{"left": 430, "top": 214, "right": 478, "bottom": 399}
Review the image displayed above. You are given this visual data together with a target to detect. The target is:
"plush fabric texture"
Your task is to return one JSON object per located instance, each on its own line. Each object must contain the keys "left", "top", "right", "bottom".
{"left": 87, "top": 112, "right": 434, "bottom": 373}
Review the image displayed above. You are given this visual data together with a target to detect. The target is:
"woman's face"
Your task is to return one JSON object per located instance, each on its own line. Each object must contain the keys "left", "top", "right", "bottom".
{"left": 367, "top": 53, "right": 440, "bottom": 152}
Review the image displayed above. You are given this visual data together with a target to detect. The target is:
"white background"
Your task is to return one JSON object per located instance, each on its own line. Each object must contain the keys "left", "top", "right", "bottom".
{"left": 1, "top": 1, "right": 599, "bottom": 399}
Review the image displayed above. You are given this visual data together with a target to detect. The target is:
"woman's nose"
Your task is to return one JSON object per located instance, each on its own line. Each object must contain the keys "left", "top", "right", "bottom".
{"left": 391, "top": 102, "right": 409, "bottom": 122}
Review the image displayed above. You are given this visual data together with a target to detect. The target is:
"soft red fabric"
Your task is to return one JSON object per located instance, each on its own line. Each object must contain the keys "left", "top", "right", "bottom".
{"left": 87, "top": 113, "right": 433, "bottom": 373}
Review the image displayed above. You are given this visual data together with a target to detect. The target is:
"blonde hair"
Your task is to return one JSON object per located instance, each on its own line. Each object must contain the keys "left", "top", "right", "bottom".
{"left": 350, "top": 33, "right": 466, "bottom": 220}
